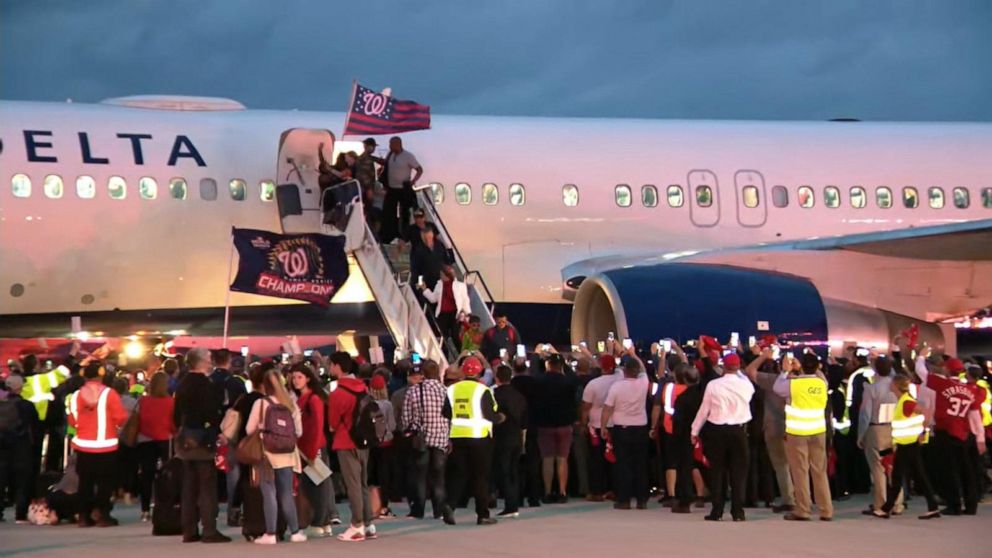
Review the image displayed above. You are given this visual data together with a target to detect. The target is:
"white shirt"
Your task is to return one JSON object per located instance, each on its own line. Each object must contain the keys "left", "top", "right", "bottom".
{"left": 604, "top": 373, "right": 650, "bottom": 427}
{"left": 691, "top": 372, "right": 755, "bottom": 437}
{"left": 582, "top": 373, "right": 621, "bottom": 428}
{"left": 386, "top": 150, "right": 420, "bottom": 189}
{"left": 422, "top": 279, "right": 472, "bottom": 318}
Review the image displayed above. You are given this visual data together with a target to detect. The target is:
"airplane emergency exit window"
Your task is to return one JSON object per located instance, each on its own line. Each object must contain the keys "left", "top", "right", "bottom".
{"left": 108, "top": 176, "right": 127, "bottom": 200}
{"left": 170, "top": 178, "right": 188, "bottom": 200}
{"left": 76, "top": 176, "right": 96, "bottom": 199}
{"left": 695, "top": 185, "right": 713, "bottom": 207}
{"left": 509, "top": 183, "right": 525, "bottom": 206}
{"left": 742, "top": 186, "right": 760, "bottom": 208}
{"left": 455, "top": 183, "right": 472, "bottom": 205}
{"left": 430, "top": 183, "right": 444, "bottom": 204}
{"left": 199, "top": 178, "right": 217, "bottom": 201}
{"left": 260, "top": 180, "right": 275, "bottom": 202}
{"left": 43, "top": 175, "right": 64, "bottom": 199}
{"left": 798, "top": 185, "right": 814, "bottom": 208}
{"left": 666, "top": 185, "right": 684, "bottom": 208}
{"left": 615, "top": 184, "right": 632, "bottom": 207}
{"left": 849, "top": 186, "right": 866, "bottom": 209}
{"left": 230, "top": 179, "right": 247, "bottom": 201}
{"left": 903, "top": 187, "right": 919, "bottom": 209}
{"left": 983, "top": 188, "right": 992, "bottom": 208}
{"left": 953, "top": 187, "right": 969, "bottom": 209}
{"left": 823, "top": 186, "right": 840, "bottom": 208}
{"left": 12, "top": 174, "right": 31, "bottom": 198}
{"left": 482, "top": 183, "right": 498, "bottom": 206}
{"left": 139, "top": 177, "right": 158, "bottom": 200}
{"left": 641, "top": 185, "right": 658, "bottom": 207}
{"left": 928, "top": 187, "right": 944, "bottom": 209}
{"left": 562, "top": 184, "right": 579, "bottom": 207}
{"left": 875, "top": 187, "right": 892, "bottom": 208}
{"left": 771, "top": 185, "right": 788, "bottom": 207}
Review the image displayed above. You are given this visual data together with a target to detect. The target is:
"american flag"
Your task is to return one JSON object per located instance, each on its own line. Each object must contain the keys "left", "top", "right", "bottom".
{"left": 343, "top": 82, "right": 431, "bottom": 136}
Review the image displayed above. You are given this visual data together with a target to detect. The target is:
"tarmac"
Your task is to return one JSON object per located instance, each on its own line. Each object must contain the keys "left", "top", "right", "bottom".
{"left": 0, "top": 495, "right": 987, "bottom": 558}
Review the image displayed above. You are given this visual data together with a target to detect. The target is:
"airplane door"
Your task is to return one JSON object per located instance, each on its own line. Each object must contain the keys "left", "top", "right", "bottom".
{"left": 276, "top": 129, "right": 335, "bottom": 234}
{"left": 687, "top": 169, "right": 720, "bottom": 227}
{"left": 733, "top": 169, "right": 767, "bottom": 228}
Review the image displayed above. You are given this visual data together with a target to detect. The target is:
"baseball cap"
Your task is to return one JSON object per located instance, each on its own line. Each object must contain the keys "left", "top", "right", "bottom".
{"left": 413, "top": 208, "right": 426, "bottom": 217}
{"left": 462, "top": 356, "right": 483, "bottom": 377}
{"left": 370, "top": 375, "right": 387, "bottom": 390}
{"left": 944, "top": 358, "right": 965, "bottom": 374}
{"left": 598, "top": 354, "right": 616, "bottom": 372}
{"left": 723, "top": 353, "right": 741, "bottom": 368}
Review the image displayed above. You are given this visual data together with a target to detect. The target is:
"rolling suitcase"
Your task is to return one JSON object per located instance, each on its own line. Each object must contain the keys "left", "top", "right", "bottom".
{"left": 241, "top": 466, "right": 287, "bottom": 541}
{"left": 151, "top": 457, "right": 183, "bottom": 536}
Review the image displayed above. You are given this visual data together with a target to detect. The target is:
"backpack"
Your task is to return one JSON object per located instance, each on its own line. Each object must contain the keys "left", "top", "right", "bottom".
{"left": 261, "top": 398, "right": 297, "bottom": 454}
{"left": 0, "top": 399, "right": 23, "bottom": 440}
{"left": 339, "top": 386, "right": 386, "bottom": 449}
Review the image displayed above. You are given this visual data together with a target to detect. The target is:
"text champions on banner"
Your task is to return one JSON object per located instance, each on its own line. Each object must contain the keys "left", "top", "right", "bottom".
{"left": 230, "top": 228, "right": 350, "bottom": 306}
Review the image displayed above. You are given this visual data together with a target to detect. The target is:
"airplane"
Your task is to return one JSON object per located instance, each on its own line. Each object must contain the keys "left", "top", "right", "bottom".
{"left": 1, "top": 95, "right": 990, "bottom": 361}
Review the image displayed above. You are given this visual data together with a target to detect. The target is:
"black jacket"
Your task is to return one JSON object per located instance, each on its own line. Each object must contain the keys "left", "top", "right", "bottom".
{"left": 673, "top": 384, "right": 704, "bottom": 441}
{"left": 173, "top": 372, "right": 224, "bottom": 430}
{"left": 410, "top": 240, "right": 452, "bottom": 290}
{"left": 493, "top": 384, "right": 527, "bottom": 447}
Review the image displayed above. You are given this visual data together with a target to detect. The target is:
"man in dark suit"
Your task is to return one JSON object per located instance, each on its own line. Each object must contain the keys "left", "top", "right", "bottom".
{"left": 493, "top": 364, "right": 528, "bottom": 517}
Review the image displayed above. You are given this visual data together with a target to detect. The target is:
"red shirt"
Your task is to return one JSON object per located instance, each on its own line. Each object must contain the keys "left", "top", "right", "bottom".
{"left": 927, "top": 374, "right": 985, "bottom": 441}
{"left": 138, "top": 395, "right": 176, "bottom": 441}
{"left": 439, "top": 280, "right": 456, "bottom": 313}
{"left": 327, "top": 377, "right": 367, "bottom": 451}
{"left": 297, "top": 391, "right": 326, "bottom": 461}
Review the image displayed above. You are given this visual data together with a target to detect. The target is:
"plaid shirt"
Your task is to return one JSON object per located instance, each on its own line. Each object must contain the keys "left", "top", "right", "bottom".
{"left": 403, "top": 379, "right": 450, "bottom": 449}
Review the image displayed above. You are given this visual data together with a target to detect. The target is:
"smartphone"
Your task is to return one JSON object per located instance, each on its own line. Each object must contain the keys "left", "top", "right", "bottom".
{"left": 571, "top": 344, "right": 579, "bottom": 352}
{"left": 516, "top": 344, "right": 526, "bottom": 358}
{"left": 417, "top": 275, "right": 425, "bottom": 288}
{"left": 748, "top": 335, "right": 757, "bottom": 347}
{"left": 855, "top": 347, "right": 870, "bottom": 358}
{"left": 412, "top": 352, "right": 422, "bottom": 364}
{"left": 579, "top": 341, "right": 588, "bottom": 349}
{"left": 240, "top": 346, "right": 249, "bottom": 357}
{"left": 786, "top": 351, "right": 795, "bottom": 359}
{"left": 607, "top": 332, "right": 615, "bottom": 342}
{"left": 136, "top": 371, "right": 145, "bottom": 382}
{"left": 597, "top": 341, "right": 606, "bottom": 353}
{"left": 662, "top": 339, "right": 672, "bottom": 352}
{"left": 687, "top": 340, "right": 698, "bottom": 348}
{"left": 499, "top": 348, "right": 508, "bottom": 360}
{"left": 304, "top": 349, "right": 314, "bottom": 357}
{"left": 730, "top": 332, "right": 740, "bottom": 347}
{"left": 622, "top": 338, "right": 633, "bottom": 350}
{"left": 281, "top": 353, "right": 290, "bottom": 364}
{"left": 771, "top": 346, "right": 781, "bottom": 360}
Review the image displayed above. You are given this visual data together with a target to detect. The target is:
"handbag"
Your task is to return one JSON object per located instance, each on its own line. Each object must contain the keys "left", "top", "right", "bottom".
{"left": 220, "top": 398, "right": 243, "bottom": 444}
{"left": 235, "top": 402, "right": 266, "bottom": 465}
{"left": 121, "top": 399, "right": 141, "bottom": 447}
{"left": 405, "top": 384, "right": 428, "bottom": 452}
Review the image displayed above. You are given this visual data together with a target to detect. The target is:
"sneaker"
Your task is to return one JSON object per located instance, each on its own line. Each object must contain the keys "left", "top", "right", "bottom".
{"left": 364, "top": 524, "right": 378, "bottom": 539}
{"left": 289, "top": 531, "right": 307, "bottom": 543}
{"left": 253, "top": 534, "right": 277, "bottom": 545}
{"left": 201, "top": 532, "right": 232, "bottom": 543}
{"left": 330, "top": 517, "right": 342, "bottom": 525}
{"left": 337, "top": 525, "right": 366, "bottom": 542}
{"left": 496, "top": 510, "right": 519, "bottom": 518}
{"left": 308, "top": 526, "right": 328, "bottom": 538}
{"left": 378, "top": 509, "right": 396, "bottom": 519}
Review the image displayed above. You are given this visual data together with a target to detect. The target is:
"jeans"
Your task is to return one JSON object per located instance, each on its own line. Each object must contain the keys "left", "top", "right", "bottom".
{"left": 410, "top": 447, "right": 448, "bottom": 518}
{"left": 226, "top": 459, "right": 241, "bottom": 512}
{"left": 493, "top": 442, "right": 522, "bottom": 512}
{"left": 137, "top": 440, "right": 170, "bottom": 512}
{"left": 77, "top": 451, "right": 117, "bottom": 521}
{"left": 261, "top": 467, "right": 299, "bottom": 535}
{"left": 181, "top": 459, "right": 220, "bottom": 537}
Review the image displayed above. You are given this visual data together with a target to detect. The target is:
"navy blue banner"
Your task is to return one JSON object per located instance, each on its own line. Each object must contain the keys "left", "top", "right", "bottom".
{"left": 230, "top": 228, "right": 350, "bottom": 307}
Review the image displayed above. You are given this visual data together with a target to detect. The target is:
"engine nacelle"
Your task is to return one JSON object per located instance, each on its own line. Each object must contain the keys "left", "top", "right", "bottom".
{"left": 569, "top": 263, "right": 945, "bottom": 354}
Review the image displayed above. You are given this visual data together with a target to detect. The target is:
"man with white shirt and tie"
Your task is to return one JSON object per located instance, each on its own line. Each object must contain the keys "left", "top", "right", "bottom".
{"left": 691, "top": 352, "right": 755, "bottom": 522}
{"left": 857, "top": 356, "right": 901, "bottom": 515}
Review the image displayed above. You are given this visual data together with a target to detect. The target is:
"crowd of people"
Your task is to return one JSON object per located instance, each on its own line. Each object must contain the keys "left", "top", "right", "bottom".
{"left": 0, "top": 329, "right": 989, "bottom": 544}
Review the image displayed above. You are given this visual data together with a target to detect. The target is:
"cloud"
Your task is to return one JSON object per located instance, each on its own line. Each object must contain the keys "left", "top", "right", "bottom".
{"left": 2, "top": 0, "right": 990, "bottom": 121}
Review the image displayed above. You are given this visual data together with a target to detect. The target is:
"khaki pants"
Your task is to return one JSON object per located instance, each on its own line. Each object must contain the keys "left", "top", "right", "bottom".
{"left": 863, "top": 425, "right": 902, "bottom": 512}
{"left": 764, "top": 431, "right": 795, "bottom": 506}
{"left": 785, "top": 434, "right": 833, "bottom": 519}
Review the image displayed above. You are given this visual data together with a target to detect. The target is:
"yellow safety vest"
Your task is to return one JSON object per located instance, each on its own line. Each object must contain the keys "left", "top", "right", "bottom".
{"left": 891, "top": 393, "right": 925, "bottom": 445}
{"left": 957, "top": 374, "right": 991, "bottom": 427}
{"left": 785, "top": 376, "right": 828, "bottom": 436}
{"left": 447, "top": 380, "right": 495, "bottom": 439}
{"left": 831, "top": 384, "right": 851, "bottom": 434}
{"left": 21, "top": 366, "right": 70, "bottom": 421}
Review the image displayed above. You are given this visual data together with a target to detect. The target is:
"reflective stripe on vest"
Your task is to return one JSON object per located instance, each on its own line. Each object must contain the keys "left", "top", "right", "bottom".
{"left": 785, "top": 376, "right": 828, "bottom": 436}
{"left": 71, "top": 387, "right": 119, "bottom": 450}
{"left": 662, "top": 383, "right": 686, "bottom": 435}
{"left": 891, "top": 393, "right": 925, "bottom": 445}
{"left": 447, "top": 381, "right": 493, "bottom": 439}
{"left": 844, "top": 367, "right": 875, "bottom": 409}
{"left": 23, "top": 368, "right": 67, "bottom": 421}
{"left": 831, "top": 384, "right": 851, "bottom": 433}
{"left": 979, "top": 380, "right": 992, "bottom": 427}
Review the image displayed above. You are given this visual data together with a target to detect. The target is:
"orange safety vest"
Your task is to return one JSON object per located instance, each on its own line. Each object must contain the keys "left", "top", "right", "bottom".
{"left": 662, "top": 383, "right": 687, "bottom": 435}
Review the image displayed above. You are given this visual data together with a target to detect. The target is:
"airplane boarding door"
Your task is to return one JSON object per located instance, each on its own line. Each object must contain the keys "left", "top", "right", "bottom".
{"left": 687, "top": 169, "right": 720, "bottom": 227}
{"left": 276, "top": 129, "right": 335, "bottom": 234}
{"left": 733, "top": 169, "right": 767, "bottom": 228}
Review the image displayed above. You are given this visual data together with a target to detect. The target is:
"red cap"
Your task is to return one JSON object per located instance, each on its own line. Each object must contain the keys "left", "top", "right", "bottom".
{"left": 945, "top": 358, "right": 965, "bottom": 374}
{"left": 599, "top": 354, "right": 617, "bottom": 372}
{"left": 370, "top": 375, "right": 386, "bottom": 390}
{"left": 723, "top": 353, "right": 741, "bottom": 369}
{"left": 462, "top": 356, "right": 483, "bottom": 377}
{"left": 759, "top": 334, "right": 778, "bottom": 349}
{"left": 700, "top": 335, "right": 722, "bottom": 353}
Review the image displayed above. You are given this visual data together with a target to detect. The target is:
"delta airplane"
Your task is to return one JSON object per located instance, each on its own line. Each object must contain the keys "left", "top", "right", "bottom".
{"left": 1, "top": 95, "right": 990, "bottom": 357}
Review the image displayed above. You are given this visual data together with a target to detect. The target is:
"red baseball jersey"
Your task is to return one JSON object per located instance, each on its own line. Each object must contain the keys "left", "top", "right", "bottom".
{"left": 926, "top": 374, "right": 985, "bottom": 441}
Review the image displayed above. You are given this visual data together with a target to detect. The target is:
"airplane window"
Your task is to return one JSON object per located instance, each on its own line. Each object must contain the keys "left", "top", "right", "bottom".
{"left": 200, "top": 178, "right": 217, "bottom": 201}
{"left": 952, "top": 187, "right": 969, "bottom": 209}
{"left": 260, "top": 180, "right": 275, "bottom": 202}
{"left": 76, "top": 176, "right": 96, "bottom": 199}
{"left": 170, "top": 178, "right": 188, "bottom": 200}
{"left": 615, "top": 184, "right": 632, "bottom": 207}
{"left": 430, "top": 183, "right": 444, "bottom": 204}
{"left": 43, "top": 175, "right": 64, "bottom": 199}
{"left": 139, "top": 177, "right": 158, "bottom": 200}
{"left": 849, "top": 186, "right": 866, "bottom": 209}
{"left": 666, "top": 185, "right": 684, "bottom": 208}
{"left": 983, "top": 188, "right": 992, "bottom": 208}
{"left": 562, "top": 184, "right": 579, "bottom": 207}
{"left": 509, "top": 183, "right": 525, "bottom": 206}
{"left": 108, "top": 176, "right": 127, "bottom": 200}
{"left": 903, "top": 186, "right": 919, "bottom": 209}
{"left": 875, "top": 186, "right": 892, "bottom": 209}
{"left": 482, "top": 183, "right": 498, "bottom": 206}
{"left": 695, "top": 185, "right": 713, "bottom": 207}
{"left": 928, "top": 187, "right": 944, "bottom": 209}
{"left": 742, "top": 185, "right": 760, "bottom": 208}
{"left": 455, "top": 182, "right": 472, "bottom": 205}
{"left": 230, "top": 179, "right": 247, "bottom": 201}
{"left": 823, "top": 186, "right": 840, "bottom": 208}
{"left": 641, "top": 185, "right": 658, "bottom": 207}
{"left": 12, "top": 173, "right": 31, "bottom": 198}
{"left": 798, "top": 186, "right": 814, "bottom": 208}
{"left": 771, "top": 185, "right": 789, "bottom": 208}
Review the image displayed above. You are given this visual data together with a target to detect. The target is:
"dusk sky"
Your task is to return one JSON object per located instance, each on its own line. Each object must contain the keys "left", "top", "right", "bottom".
{"left": 2, "top": 0, "right": 990, "bottom": 121}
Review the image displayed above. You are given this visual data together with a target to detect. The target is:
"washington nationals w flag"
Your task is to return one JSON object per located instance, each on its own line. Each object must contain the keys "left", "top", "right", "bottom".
{"left": 343, "top": 82, "right": 431, "bottom": 136}
{"left": 230, "top": 228, "right": 350, "bottom": 306}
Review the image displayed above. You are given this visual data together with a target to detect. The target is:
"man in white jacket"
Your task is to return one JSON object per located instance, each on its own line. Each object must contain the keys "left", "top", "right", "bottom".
{"left": 421, "top": 265, "right": 472, "bottom": 352}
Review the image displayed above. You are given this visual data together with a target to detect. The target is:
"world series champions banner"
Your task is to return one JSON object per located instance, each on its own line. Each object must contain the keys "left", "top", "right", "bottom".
{"left": 230, "top": 228, "right": 350, "bottom": 307}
